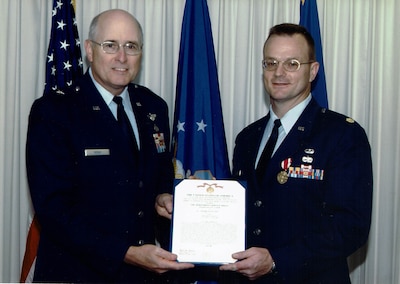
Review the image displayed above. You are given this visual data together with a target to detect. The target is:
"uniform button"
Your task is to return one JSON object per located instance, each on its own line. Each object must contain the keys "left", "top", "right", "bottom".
{"left": 138, "top": 240, "right": 144, "bottom": 245}
{"left": 253, "top": 228, "right": 262, "bottom": 236}
{"left": 137, "top": 211, "right": 144, "bottom": 218}
{"left": 254, "top": 200, "right": 263, "bottom": 207}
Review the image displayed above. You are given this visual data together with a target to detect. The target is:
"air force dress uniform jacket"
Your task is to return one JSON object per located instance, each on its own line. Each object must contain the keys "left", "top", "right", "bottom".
{"left": 26, "top": 72, "right": 174, "bottom": 283}
{"left": 231, "top": 98, "right": 373, "bottom": 284}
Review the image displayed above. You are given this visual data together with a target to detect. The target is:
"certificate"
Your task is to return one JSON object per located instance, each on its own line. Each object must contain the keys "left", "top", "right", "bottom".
{"left": 171, "top": 179, "right": 245, "bottom": 264}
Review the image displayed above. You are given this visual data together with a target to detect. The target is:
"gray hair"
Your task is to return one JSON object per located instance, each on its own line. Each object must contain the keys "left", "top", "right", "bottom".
{"left": 88, "top": 9, "right": 143, "bottom": 46}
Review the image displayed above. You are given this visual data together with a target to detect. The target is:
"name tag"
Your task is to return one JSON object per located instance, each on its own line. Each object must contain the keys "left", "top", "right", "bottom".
{"left": 84, "top": 149, "right": 110, "bottom": 156}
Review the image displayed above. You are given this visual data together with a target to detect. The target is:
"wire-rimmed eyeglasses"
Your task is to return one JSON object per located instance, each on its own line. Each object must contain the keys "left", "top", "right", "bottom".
{"left": 262, "top": 59, "right": 314, "bottom": 72}
{"left": 90, "top": 40, "right": 142, "bottom": 56}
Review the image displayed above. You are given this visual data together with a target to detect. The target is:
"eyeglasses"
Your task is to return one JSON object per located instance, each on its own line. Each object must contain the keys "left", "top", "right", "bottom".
{"left": 90, "top": 40, "right": 142, "bottom": 56}
{"left": 262, "top": 59, "right": 314, "bottom": 72}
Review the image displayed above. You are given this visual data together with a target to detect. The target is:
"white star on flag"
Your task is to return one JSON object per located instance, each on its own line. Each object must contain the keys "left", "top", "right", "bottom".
{"left": 56, "top": 0, "right": 63, "bottom": 10}
{"left": 63, "top": 60, "right": 72, "bottom": 71}
{"left": 177, "top": 121, "right": 185, "bottom": 132}
{"left": 47, "top": 53, "right": 54, "bottom": 63}
{"left": 60, "top": 40, "right": 69, "bottom": 50}
{"left": 196, "top": 119, "right": 207, "bottom": 132}
{"left": 57, "top": 20, "right": 66, "bottom": 30}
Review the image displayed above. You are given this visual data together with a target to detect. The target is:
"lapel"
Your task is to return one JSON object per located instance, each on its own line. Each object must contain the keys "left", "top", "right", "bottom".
{"left": 126, "top": 84, "right": 158, "bottom": 167}
{"left": 77, "top": 73, "right": 136, "bottom": 156}
{"left": 260, "top": 99, "right": 322, "bottom": 185}
{"left": 78, "top": 72, "right": 152, "bottom": 125}
{"left": 78, "top": 73, "right": 118, "bottom": 129}
{"left": 238, "top": 114, "right": 269, "bottom": 187}
{"left": 127, "top": 85, "right": 144, "bottom": 163}
{"left": 252, "top": 113, "right": 270, "bottom": 168}
{"left": 127, "top": 84, "right": 144, "bottom": 141}
{"left": 233, "top": 114, "right": 269, "bottom": 179}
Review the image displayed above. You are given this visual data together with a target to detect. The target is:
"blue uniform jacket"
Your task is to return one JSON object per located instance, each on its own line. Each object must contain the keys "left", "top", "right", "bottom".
{"left": 26, "top": 72, "right": 174, "bottom": 283}
{"left": 231, "top": 98, "right": 373, "bottom": 283}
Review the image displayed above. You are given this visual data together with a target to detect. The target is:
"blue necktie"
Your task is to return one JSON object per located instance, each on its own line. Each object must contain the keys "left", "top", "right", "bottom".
{"left": 113, "top": 96, "right": 139, "bottom": 156}
{"left": 256, "top": 119, "right": 281, "bottom": 182}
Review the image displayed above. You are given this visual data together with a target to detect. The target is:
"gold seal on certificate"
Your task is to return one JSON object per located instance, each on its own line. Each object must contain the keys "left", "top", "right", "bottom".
{"left": 171, "top": 179, "right": 246, "bottom": 264}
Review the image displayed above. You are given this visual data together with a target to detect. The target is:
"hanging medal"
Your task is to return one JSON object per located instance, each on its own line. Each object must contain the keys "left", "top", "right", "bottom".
{"left": 277, "top": 158, "right": 291, "bottom": 184}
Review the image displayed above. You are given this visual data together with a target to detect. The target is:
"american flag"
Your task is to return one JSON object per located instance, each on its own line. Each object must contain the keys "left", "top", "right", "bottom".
{"left": 20, "top": 1, "right": 82, "bottom": 282}
{"left": 44, "top": 0, "right": 83, "bottom": 95}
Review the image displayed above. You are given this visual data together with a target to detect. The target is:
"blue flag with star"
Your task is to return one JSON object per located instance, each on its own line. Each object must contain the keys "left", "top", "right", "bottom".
{"left": 300, "top": 0, "right": 328, "bottom": 108}
{"left": 172, "top": 0, "right": 231, "bottom": 180}
{"left": 44, "top": 0, "right": 83, "bottom": 95}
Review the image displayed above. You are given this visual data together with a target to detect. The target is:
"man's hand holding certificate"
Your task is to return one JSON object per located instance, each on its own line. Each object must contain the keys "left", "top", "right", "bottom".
{"left": 171, "top": 179, "right": 245, "bottom": 264}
